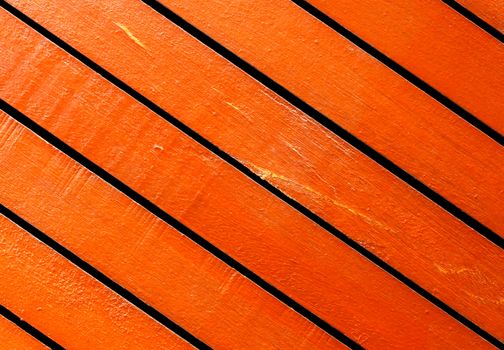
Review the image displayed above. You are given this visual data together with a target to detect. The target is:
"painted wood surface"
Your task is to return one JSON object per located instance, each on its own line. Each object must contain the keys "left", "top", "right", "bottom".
{"left": 301, "top": 0, "right": 504, "bottom": 133}
{"left": 0, "top": 100, "right": 497, "bottom": 348}
{"left": 0, "top": 214, "right": 191, "bottom": 350}
{"left": 0, "top": 316, "right": 48, "bottom": 350}
{"left": 1, "top": 0, "right": 503, "bottom": 348}
{"left": 1, "top": 1, "right": 503, "bottom": 342}
{"left": 0, "top": 113, "right": 346, "bottom": 349}
{"left": 456, "top": 0, "right": 504, "bottom": 31}
{"left": 5, "top": 1, "right": 504, "bottom": 239}
{"left": 154, "top": 0, "right": 504, "bottom": 235}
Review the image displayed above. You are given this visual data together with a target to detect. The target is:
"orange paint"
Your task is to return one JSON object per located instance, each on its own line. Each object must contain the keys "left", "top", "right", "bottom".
{"left": 299, "top": 0, "right": 504, "bottom": 135}
{"left": 0, "top": 112, "right": 345, "bottom": 349}
{"left": 456, "top": 0, "right": 504, "bottom": 32}
{"left": 152, "top": 0, "right": 504, "bottom": 235}
{"left": 0, "top": 316, "right": 48, "bottom": 350}
{"left": 1, "top": 1, "right": 503, "bottom": 343}
{"left": 0, "top": 214, "right": 191, "bottom": 350}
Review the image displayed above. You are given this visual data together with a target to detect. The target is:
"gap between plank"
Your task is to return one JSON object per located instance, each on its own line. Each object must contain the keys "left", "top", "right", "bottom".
{"left": 0, "top": 304, "right": 64, "bottom": 349}
{"left": 442, "top": 0, "right": 504, "bottom": 43}
{"left": 0, "top": 100, "right": 361, "bottom": 349}
{"left": 140, "top": 0, "right": 504, "bottom": 249}
{"left": 1, "top": 83, "right": 501, "bottom": 350}
{"left": 1, "top": 4, "right": 502, "bottom": 347}
{"left": 0, "top": 205, "right": 211, "bottom": 350}
{"left": 290, "top": 0, "right": 504, "bottom": 143}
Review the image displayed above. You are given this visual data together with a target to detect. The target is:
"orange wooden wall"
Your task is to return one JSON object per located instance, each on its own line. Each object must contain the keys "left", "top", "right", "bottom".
{"left": 0, "top": 0, "right": 502, "bottom": 349}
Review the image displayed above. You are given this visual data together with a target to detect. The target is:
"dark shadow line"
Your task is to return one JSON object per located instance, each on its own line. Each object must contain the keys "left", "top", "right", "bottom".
{"left": 0, "top": 99, "right": 360, "bottom": 349}
{"left": 140, "top": 0, "right": 504, "bottom": 248}
{"left": 442, "top": 0, "right": 504, "bottom": 42}
{"left": 1, "top": 2, "right": 502, "bottom": 347}
{"left": 291, "top": 0, "right": 503, "bottom": 144}
{"left": 0, "top": 205, "right": 210, "bottom": 350}
{"left": 0, "top": 304, "right": 64, "bottom": 349}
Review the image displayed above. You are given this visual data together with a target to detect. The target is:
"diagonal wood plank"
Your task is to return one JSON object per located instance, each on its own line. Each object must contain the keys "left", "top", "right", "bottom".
{"left": 0, "top": 316, "right": 49, "bottom": 350}
{"left": 1, "top": 5, "right": 503, "bottom": 345}
{"left": 298, "top": 0, "right": 504, "bottom": 133}
{"left": 151, "top": 0, "right": 504, "bottom": 234}
{"left": 0, "top": 112, "right": 347, "bottom": 349}
{"left": 6, "top": 0, "right": 503, "bottom": 236}
{"left": 3, "top": 0, "right": 502, "bottom": 340}
{"left": 453, "top": 0, "right": 504, "bottom": 33}
{"left": 0, "top": 214, "right": 192, "bottom": 350}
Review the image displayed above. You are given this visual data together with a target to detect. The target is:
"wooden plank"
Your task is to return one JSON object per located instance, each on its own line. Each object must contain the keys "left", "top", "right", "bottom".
{"left": 0, "top": 316, "right": 48, "bottom": 350}
{"left": 301, "top": 0, "right": 504, "bottom": 133}
{"left": 455, "top": 0, "right": 504, "bottom": 32}
{"left": 0, "top": 214, "right": 191, "bottom": 350}
{"left": 1, "top": 6, "right": 503, "bottom": 345}
{"left": 152, "top": 0, "right": 504, "bottom": 234}
{"left": 0, "top": 113, "right": 346, "bottom": 349}
{"left": 6, "top": 0, "right": 504, "bottom": 235}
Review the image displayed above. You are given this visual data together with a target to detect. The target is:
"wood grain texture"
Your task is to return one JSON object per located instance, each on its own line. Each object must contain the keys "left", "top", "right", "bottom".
{"left": 456, "top": 0, "right": 504, "bottom": 31}
{"left": 155, "top": 0, "right": 504, "bottom": 235}
{"left": 0, "top": 214, "right": 191, "bottom": 350}
{"left": 0, "top": 316, "right": 48, "bottom": 350}
{"left": 302, "top": 0, "right": 504, "bottom": 133}
{"left": 1, "top": 5, "right": 503, "bottom": 345}
{"left": 0, "top": 113, "right": 345, "bottom": 349}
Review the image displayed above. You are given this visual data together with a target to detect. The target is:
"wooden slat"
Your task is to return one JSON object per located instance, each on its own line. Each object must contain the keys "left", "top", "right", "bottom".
{"left": 1, "top": 5, "right": 502, "bottom": 345}
{"left": 153, "top": 0, "right": 504, "bottom": 234}
{"left": 6, "top": 0, "right": 504, "bottom": 234}
{"left": 0, "top": 113, "right": 345, "bottom": 349}
{"left": 0, "top": 214, "right": 191, "bottom": 350}
{"left": 456, "top": 0, "right": 504, "bottom": 32}
{"left": 0, "top": 316, "right": 48, "bottom": 350}
{"left": 302, "top": 0, "right": 503, "bottom": 133}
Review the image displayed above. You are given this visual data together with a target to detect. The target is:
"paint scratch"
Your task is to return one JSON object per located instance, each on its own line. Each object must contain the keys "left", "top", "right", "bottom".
{"left": 225, "top": 101, "right": 242, "bottom": 112}
{"left": 241, "top": 160, "right": 392, "bottom": 231}
{"left": 434, "top": 263, "right": 501, "bottom": 304}
{"left": 114, "top": 22, "right": 146, "bottom": 49}
{"left": 434, "top": 263, "right": 471, "bottom": 275}
{"left": 464, "top": 291, "right": 504, "bottom": 306}
{"left": 210, "top": 87, "right": 252, "bottom": 120}
{"left": 224, "top": 101, "right": 252, "bottom": 121}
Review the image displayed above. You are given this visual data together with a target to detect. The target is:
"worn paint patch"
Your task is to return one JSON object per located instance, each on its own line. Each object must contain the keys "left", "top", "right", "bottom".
{"left": 114, "top": 22, "right": 147, "bottom": 49}
{"left": 243, "top": 161, "right": 392, "bottom": 232}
